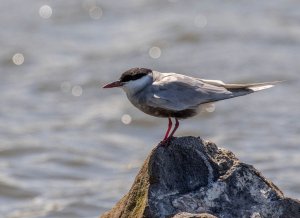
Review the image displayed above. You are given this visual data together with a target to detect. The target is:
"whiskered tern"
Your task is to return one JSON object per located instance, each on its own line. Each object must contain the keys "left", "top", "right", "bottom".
{"left": 103, "top": 68, "right": 279, "bottom": 145}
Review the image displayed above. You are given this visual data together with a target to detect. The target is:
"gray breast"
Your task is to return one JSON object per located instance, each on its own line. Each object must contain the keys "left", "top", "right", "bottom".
{"left": 127, "top": 92, "right": 197, "bottom": 119}
{"left": 142, "top": 105, "right": 198, "bottom": 119}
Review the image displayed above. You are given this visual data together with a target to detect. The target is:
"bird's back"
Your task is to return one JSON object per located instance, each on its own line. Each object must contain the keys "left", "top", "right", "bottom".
{"left": 126, "top": 71, "right": 278, "bottom": 118}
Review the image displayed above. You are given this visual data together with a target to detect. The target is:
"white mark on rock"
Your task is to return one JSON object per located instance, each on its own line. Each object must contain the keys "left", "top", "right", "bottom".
{"left": 205, "top": 182, "right": 226, "bottom": 201}
{"left": 259, "top": 188, "right": 271, "bottom": 199}
{"left": 172, "top": 194, "right": 199, "bottom": 211}
{"left": 156, "top": 191, "right": 179, "bottom": 200}
{"left": 195, "top": 150, "right": 213, "bottom": 184}
{"left": 251, "top": 212, "right": 261, "bottom": 218}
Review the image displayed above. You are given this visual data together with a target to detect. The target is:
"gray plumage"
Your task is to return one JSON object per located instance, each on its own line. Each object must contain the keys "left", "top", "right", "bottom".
{"left": 118, "top": 69, "right": 278, "bottom": 118}
{"left": 103, "top": 68, "right": 279, "bottom": 141}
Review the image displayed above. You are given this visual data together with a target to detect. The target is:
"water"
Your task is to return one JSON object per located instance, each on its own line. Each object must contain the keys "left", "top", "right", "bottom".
{"left": 0, "top": 0, "right": 300, "bottom": 217}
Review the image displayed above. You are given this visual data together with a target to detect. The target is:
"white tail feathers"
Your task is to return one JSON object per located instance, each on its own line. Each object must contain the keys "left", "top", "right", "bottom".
{"left": 223, "top": 81, "right": 282, "bottom": 92}
{"left": 201, "top": 79, "right": 282, "bottom": 90}
{"left": 248, "top": 84, "right": 274, "bottom": 91}
{"left": 200, "top": 78, "right": 282, "bottom": 92}
{"left": 245, "top": 81, "right": 282, "bottom": 92}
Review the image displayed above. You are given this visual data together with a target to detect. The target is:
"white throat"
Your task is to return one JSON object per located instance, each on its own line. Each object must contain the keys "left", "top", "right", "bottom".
{"left": 122, "top": 74, "right": 153, "bottom": 95}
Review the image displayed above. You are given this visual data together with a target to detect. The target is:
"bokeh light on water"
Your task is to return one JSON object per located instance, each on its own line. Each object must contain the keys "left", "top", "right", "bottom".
{"left": 60, "top": 81, "right": 72, "bottom": 93}
{"left": 71, "top": 85, "right": 83, "bottom": 97}
{"left": 149, "top": 46, "right": 161, "bottom": 59}
{"left": 12, "top": 53, "right": 24, "bottom": 65}
{"left": 121, "top": 114, "right": 132, "bottom": 125}
{"left": 89, "top": 6, "right": 103, "bottom": 20}
{"left": 194, "top": 14, "right": 207, "bottom": 28}
{"left": 205, "top": 103, "right": 215, "bottom": 113}
{"left": 39, "top": 5, "right": 52, "bottom": 19}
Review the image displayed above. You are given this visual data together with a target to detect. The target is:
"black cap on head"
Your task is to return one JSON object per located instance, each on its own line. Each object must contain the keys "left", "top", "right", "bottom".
{"left": 120, "top": 68, "right": 152, "bottom": 82}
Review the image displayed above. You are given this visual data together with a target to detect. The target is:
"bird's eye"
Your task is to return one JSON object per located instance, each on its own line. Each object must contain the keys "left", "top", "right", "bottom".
{"left": 120, "top": 73, "right": 146, "bottom": 82}
{"left": 120, "top": 76, "right": 129, "bottom": 82}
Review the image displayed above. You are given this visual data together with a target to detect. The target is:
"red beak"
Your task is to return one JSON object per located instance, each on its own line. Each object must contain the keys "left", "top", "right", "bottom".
{"left": 103, "top": 81, "right": 123, "bottom": 88}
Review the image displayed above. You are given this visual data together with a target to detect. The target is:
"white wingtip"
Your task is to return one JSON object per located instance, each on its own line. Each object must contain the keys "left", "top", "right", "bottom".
{"left": 248, "top": 84, "right": 274, "bottom": 91}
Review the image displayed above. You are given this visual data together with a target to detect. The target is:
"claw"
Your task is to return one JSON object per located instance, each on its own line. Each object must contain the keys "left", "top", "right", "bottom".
{"left": 160, "top": 136, "right": 175, "bottom": 147}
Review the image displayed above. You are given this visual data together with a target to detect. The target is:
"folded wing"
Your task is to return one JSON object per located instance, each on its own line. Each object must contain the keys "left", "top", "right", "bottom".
{"left": 146, "top": 73, "right": 278, "bottom": 111}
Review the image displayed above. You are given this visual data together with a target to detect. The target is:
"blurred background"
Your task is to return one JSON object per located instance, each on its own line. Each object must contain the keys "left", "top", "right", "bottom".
{"left": 0, "top": 0, "right": 300, "bottom": 217}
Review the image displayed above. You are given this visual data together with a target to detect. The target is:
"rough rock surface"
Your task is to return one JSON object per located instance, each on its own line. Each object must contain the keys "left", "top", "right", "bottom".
{"left": 101, "top": 136, "right": 300, "bottom": 218}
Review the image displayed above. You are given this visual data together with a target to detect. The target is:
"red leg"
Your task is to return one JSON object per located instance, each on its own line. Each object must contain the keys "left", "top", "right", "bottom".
{"left": 169, "top": 118, "right": 179, "bottom": 138}
{"left": 163, "top": 117, "right": 172, "bottom": 141}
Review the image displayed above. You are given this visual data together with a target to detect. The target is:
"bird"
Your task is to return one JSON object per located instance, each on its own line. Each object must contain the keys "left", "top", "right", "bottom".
{"left": 103, "top": 68, "right": 279, "bottom": 145}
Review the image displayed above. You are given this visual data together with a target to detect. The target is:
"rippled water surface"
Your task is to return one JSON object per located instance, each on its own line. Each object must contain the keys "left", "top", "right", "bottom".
{"left": 1, "top": 0, "right": 300, "bottom": 217}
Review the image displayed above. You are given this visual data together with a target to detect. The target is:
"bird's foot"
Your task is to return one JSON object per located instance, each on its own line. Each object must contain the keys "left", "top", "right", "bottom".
{"left": 159, "top": 137, "right": 175, "bottom": 147}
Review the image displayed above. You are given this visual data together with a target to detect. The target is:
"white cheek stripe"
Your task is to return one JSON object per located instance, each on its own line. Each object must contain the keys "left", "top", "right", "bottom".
{"left": 122, "top": 75, "right": 152, "bottom": 94}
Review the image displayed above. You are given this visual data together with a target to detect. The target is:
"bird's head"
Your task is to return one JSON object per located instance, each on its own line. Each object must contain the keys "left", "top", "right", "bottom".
{"left": 103, "top": 68, "right": 153, "bottom": 94}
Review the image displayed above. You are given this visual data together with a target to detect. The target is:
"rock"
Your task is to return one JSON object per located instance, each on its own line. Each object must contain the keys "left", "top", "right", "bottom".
{"left": 101, "top": 136, "right": 300, "bottom": 218}
{"left": 172, "top": 212, "right": 217, "bottom": 218}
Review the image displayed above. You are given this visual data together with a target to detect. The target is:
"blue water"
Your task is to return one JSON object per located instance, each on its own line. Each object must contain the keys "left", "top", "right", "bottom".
{"left": 0, "top": 0, "right": 300, "bottom": 217}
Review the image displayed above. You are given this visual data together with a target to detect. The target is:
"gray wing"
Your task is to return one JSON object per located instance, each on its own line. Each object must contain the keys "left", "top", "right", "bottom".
{"left": 146, "top": 73, "right": 239, "bottom": 111}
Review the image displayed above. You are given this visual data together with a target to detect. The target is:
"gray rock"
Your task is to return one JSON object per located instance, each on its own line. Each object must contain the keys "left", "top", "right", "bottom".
{"left": 172, "top": 212, "right": 217, "bottom": 218}
{"left": 101, "top": 136, "right": 300, "bottom": 218}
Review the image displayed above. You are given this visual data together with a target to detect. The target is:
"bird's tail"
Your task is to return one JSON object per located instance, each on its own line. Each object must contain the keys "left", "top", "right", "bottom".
{"left": 199, "top": 79, "right": 282, "bottom": 101}
{"left": 222, "top": 81, "right": 282, "bottom": 92}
